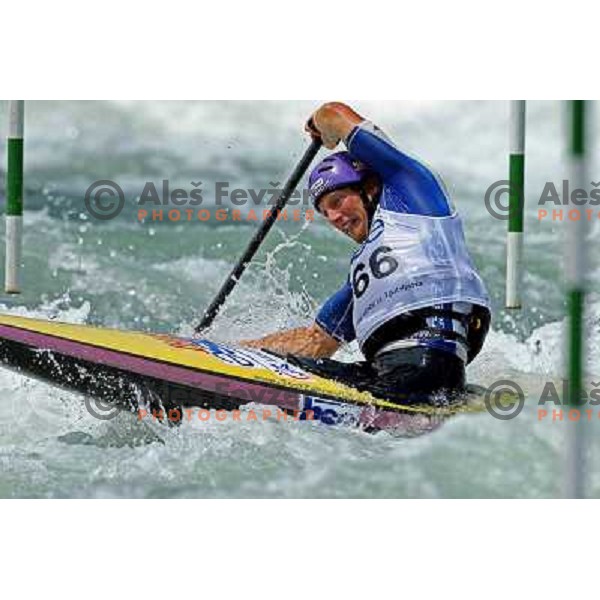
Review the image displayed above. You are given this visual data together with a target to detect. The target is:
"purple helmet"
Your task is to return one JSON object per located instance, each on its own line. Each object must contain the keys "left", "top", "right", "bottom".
{"left": 308, "top": 151, "right": 374, "bottom": 209}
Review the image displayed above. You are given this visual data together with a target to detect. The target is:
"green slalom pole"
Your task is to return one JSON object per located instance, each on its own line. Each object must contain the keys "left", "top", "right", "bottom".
{"left": 506, "top": 100, "right": 526, "bottom": 309}
{"left": 564, "top": 100, "right": 587, "bottom": 499}
{"left": 5, "top": 100, "right": 24, "bottom": 294}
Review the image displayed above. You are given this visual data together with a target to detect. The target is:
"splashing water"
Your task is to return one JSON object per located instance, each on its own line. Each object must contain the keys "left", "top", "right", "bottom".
{"left": 1, "top": 100, "right": 599, "bottom": 498}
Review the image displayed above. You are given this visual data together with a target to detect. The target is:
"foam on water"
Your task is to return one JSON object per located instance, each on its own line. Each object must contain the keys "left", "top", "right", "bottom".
{"left": 0, "top": 295, "right": 595, "bottom": 498}
{"left": 1, "top": 100, "right": 599, "bottom": 497}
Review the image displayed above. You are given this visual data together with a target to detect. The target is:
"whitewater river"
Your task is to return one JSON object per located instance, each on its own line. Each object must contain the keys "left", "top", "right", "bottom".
{"left": 0, "top": 100, "right": 599, "bottom": 498}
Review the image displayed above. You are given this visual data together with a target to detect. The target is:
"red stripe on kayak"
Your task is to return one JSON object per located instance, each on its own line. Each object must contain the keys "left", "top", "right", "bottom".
{"left": 0, "top": 323, "right": 301, "bottom": 411}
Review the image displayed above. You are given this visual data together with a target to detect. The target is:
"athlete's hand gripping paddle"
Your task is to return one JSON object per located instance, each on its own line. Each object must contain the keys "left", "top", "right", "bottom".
{"left": 195, "top": 138, "right": 322, "bottom": 333}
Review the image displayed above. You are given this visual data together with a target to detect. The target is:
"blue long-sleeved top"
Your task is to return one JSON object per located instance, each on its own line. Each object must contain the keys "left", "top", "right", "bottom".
{"left": 316, "top": 121, "right": 454, "bottom": 344}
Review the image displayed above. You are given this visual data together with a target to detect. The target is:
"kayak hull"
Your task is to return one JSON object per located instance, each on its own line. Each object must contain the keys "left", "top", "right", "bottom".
{"left": 0, "top": 314, "right": 455, "bottom": 435}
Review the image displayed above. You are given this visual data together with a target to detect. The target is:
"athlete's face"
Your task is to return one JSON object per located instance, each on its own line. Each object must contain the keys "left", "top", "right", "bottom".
{"left": 318, "top": 187, "right": 369, "bottom": 243}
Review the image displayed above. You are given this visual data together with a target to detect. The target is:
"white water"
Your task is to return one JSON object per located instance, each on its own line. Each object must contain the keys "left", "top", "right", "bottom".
{"left": 1, "top": 100, "right": 599, "bottom": 497}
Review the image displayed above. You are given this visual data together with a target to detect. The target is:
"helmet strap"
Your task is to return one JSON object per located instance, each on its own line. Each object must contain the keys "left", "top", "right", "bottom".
{"left": 359, "top": 187, "right": 377, "bottom": 226}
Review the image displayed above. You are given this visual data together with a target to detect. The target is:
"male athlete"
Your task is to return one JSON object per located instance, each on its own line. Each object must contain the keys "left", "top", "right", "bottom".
{"left": 244, "top": 102, "right": 491, "bottom": 404}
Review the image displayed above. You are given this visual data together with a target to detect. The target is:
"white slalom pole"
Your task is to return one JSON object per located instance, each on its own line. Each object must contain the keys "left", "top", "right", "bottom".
{"left": 564, "top": 101, "right": 588, "bottom": 499}
{"left": 506, "top": 100, "right": 526, "bottom": 309}
{"left": 5, "top": 100, "right": 24, "bottom": 294}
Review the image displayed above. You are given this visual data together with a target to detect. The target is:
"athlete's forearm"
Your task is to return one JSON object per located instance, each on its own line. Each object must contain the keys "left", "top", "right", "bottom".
{"left": 347, "top": 121, "right": 453, "bottom": 217}
{"left": 345, "top": 121, "right": 418, "bottom": 179}
{"left": 241, "top": 324, "right": 340, "bottom": 359}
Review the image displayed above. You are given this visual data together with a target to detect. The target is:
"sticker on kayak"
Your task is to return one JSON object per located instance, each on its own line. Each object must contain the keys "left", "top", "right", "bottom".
{"left": 300, "top": 395, "right": 362, "bottom": 426}
{"left": 157, "top": 336, "right": 311, "bottom": 380}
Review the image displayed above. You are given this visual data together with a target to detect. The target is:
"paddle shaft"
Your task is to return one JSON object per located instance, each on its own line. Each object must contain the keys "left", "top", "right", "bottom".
{"left": 195, "top": 138, "right": 322, "bottom": 332}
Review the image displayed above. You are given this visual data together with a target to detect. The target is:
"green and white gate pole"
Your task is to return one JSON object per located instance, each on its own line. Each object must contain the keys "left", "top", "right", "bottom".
{"left": 5, "top": 100, "right": 24, "bottom": 294}
{"left": 564, "top": 100, "right": 588, "bottom": 499}
{"left": 506, "top": 100, "right": 526, "bottom": 309}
